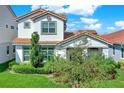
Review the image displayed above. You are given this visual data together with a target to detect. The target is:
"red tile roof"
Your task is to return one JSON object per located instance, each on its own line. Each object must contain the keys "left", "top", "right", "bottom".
{"left": 61, "top": 30, "right": 112, "bottom": 44}
{"left": 16, "top": 8, "right": 66, "bottom": 21}
{"left": 12, "top": 38, "right": 61, "bottom": 44}
{"left": 13, "top": 30, "right": 112, "bottom": 45}
{"left": 31, "top": 10, "right": 66, "bottom": 21}
{"left": 101, "top": 30, "right": 124, "bottom": 44}
{"left": 77, "top": 30, "right": 97, "bottom": 35}
{"left": 64, "top": 30, "right": 97, "bottom": 39}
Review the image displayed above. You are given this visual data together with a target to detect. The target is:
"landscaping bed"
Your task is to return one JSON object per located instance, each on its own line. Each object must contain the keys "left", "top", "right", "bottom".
{"left": 0, "top": 54, "right": 123, "bottom": 88}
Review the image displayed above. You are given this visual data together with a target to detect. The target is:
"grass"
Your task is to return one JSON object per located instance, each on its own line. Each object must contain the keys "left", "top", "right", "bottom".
{"left": 0, "top": 60, "right": 69, "bottom": 88}
{"left": 0, "top": 71, "right": 69, "bottom": 88}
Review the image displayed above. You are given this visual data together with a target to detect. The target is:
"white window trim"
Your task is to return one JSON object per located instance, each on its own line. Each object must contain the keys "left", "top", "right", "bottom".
{"left": 41, "top": 47, "right": 54, "bottom": 61}
{"left": 41, "top": 21, "right": 57, "bottom": 35}
{"left": 23, "top": 46, "right": 30, "bottom": 62}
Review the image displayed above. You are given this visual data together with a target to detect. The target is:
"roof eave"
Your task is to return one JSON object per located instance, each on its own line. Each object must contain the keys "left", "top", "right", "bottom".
{"left": 58, "top": 32, "right": 113, "bottom": 45}
{"left": 31, "top": 12, "right": 66, "bottom": 21}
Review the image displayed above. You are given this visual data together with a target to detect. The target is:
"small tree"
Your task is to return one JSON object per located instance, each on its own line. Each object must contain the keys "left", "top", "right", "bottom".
{"left": 68, "top": 40, "right": 88, "bottom": 64}
{"left": 30, "top": 32, "right": 44, "bottom": 68}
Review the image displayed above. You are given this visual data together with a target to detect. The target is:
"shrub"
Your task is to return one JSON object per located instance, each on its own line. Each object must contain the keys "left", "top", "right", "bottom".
{"left": 53, "top": 73, "right": 70, "bottom": 83}
{"left": 9, "top": 59, "right": 18, "bottom": 69}
{"left": 85, "top": 54, "right": 119, "bottom": 80}
{"left": 118, "top": 60, "right": 124, "bottom": 71}
{"left": 67, "top": 43, "right": 87, "bottom": 64}
{"left": 30, "top": 32, "right": 44, "bottom": 68}
{"left": 12, "top": 63, "right": 49, "bottom": 74}
{"left": 46, "top": 54, "right": 119, "bottom": 87}
{"left": 44, "top": 56, "right": 72, "bottom": 74}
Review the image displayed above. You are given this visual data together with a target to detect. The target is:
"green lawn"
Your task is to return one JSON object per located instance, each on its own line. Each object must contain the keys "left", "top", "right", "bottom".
{"left": 1, "top": 61, "right": 124, "bottom": 88}
{"left": 0, "top": 71, "right": 69, "bottom": 88}
{"left": 0, "top": 62, "right": 69, "bottom": 88}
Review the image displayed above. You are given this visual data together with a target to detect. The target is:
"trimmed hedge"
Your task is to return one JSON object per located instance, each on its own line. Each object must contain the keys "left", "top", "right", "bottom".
{"left": 11, "top": 63, "right": 50, "bottom": 74}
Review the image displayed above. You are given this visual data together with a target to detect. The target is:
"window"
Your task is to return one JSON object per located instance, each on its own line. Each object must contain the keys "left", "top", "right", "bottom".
{"left": 7, "top": 46, "right": 9, "bottom": 55}
{"left": 23, "top": 46, "right": 30, "bottom": 61}
{"left": 41, "top": 47, "right": 54, "bottom": 60}
{"left": 122, "top": 48, "right": 124, "bottom": 58}
{"left": 6, "top": 25, "right": 8, "bottom": 28}
{"left": 13, "top": 46, "right": 15, "bottom": 53}
{"left": 113, "top": 46, "right": 115, "bottom": 55}
{"left": 11, "top": 26, "right": 14, "bottom": 29}
{"left": 24, "top": 22, "right": 31, "bottom": 29}
{"left": 42, "top": 21, "right": 56, "bottom": 34}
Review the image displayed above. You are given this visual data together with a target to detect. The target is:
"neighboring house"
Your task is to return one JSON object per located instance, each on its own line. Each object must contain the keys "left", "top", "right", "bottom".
{"left": 12, "top": 8, "right": 124, "bottom": 62}
{"left": 101, "top": 30, "right": 124, "bottom": 61}
{"left": 0, "top": 5, "right": 17, "bottom": 63}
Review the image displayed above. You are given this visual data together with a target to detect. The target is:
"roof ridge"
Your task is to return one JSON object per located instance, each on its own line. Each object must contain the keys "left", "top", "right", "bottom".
{"left": 16, "top": 8, "right": 66, "bottom": 21}
{"left": 16, "top": 8, "right": 44, "bottom": 19}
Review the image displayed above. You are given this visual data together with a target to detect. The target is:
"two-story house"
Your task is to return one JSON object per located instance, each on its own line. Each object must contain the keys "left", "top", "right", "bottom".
{"left": 12, "top": 8, "right": 124, "bottom": 62}
{"left": 0, "top": 5, "right": 17, "bottom": 63}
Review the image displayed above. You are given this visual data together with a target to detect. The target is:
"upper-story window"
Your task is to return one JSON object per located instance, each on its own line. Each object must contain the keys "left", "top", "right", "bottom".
{"left": 24, "top": 22, "right": 31, "bottom": 29}
{"left": 11, "top": 26, "right": 14, "bottom": 29}
{"left": 41, "top": 21, "right": 56, "bottom": 34}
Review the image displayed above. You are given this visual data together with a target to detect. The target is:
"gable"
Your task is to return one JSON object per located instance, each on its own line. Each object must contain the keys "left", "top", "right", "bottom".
{"left": 16, "top": 9, "right": 66, "bottom": 22}
{"left": 57, "top": 34, "right": 110, "bottom": 48}
{"left": 31, "top": 11, "right": 66, "bottom": 21}
{"left": 33, "top": 14, "right": 64, "bottom": 23}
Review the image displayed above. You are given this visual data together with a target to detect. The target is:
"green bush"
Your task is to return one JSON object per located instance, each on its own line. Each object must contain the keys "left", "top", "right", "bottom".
{"left": 44, "top": 56, "right": 72, "bottom": 74}
{"left": 12, "top": 63, "right": 49, "bottom": 74}
{"left": 53, "top": 73, "right": 70, "bottom": 83}
{"left": 45, "top": 54, "right": 119, "bottom": 87}
{"left": 86, "top": 54, "right": 119, "bottom": 80}
{"left": 9, "top": 59, "right": 18, "bottom": 69}
{"left": 118, "top": 60, "right": 124, "bottom": 71}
